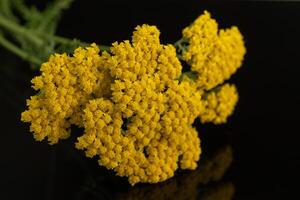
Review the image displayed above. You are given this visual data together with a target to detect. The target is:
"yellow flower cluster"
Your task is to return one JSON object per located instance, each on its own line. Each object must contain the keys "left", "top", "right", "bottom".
{"left": 182, "top": 11, "right": 246, "bottom": 90}
{"left": 199, "top": 84, "right": 238, "bottom": 124}
{"left": 76, "top": 25, "right": 203, "bottom": 185}
{"left": 21, "top": 44, "right": 112, "bottom": 144}
{"left": 114, "top": 145, "right": 234, "bottom": 200}
{"left": 21, "top": 11, "right": 246, "bottom": 186}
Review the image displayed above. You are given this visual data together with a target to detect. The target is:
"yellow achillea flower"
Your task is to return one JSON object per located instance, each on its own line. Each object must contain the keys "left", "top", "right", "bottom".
{"left": 21, "top": 44, "right": 112, "bottom": 144}
{"left": 76, "top": 25, "right": 203, "bottom": 185}
{"left": 199, "top": 84, "right": 238, "bottom": 124}
{"left": 182, "top": 11, "right": 246, "bottom": 90}
{"left": 114, "top": 146, "right": 234, "bottom": 200}
{"left": 21, "top": 11, "right": 246, "bottom": 186}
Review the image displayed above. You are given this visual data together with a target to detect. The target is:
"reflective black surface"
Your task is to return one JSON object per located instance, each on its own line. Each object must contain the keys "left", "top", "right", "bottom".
{"left": 1, "top": 2, "right": 300, "bottom": 199}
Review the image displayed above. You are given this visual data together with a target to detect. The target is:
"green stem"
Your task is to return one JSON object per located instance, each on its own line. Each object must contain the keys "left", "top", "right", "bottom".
{"left": 174, "top": 38, "right": 200, "bottom": 83}
{"left": 52, "top": 35, "right": 82, "bottom": 44}
{"left": 174, "top": 38, "right": 184, "bottom": 49}
{"left": 51, "top": 35, "right": 110, "bottom": 51}
{"left": 36, "top": 0, "right": 74, "bottom": 32}
{"left": 0, "top": 34, "right": 42, "bottom": 65}
{"left": 0, "top": 15, "right": 44, "bottom": 46}
{"left": 13, "top": 0, "right": 32, "bottom": 20}
{"left": 49, "top": 35, "right": 108, "bottom": 51}
{"left": 98, "top": 44, "right": 110, "bottom": 51}
{"left": 174, "top": 38, "right": 188, "bottom": 55}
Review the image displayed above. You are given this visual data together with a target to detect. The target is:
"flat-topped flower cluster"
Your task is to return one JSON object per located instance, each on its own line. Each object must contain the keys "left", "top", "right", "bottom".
{"left": 21, "top": 11, "right": 246, "bottom": 185}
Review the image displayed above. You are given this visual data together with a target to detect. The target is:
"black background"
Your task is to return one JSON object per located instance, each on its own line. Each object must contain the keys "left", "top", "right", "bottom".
{"left": 1, "top": 1, "right": 300, "bottom": 199}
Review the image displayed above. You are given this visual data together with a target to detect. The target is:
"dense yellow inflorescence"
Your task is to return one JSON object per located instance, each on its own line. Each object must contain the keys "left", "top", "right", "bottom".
{"left": 114, "top": 145, "right": 234, "bottom": 200}
{"left": 199, "top": 83, "right": 239, "bottom": 124}
{"left": 76, "top": 25, "right": 203, "bottom": 185}
{"left": 182, "top": 11, "right": 246, "bottom": 90}
{"left": 21, "top": 11, "right": 245, "bottom": 186}
{"left": 21, "top": 45, "right": 112, "bottom": 144}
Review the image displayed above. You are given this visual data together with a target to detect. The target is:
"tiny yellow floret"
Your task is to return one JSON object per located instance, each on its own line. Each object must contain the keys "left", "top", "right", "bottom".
{"left": 182, "top": 11, "right": 246, "bottom": 90}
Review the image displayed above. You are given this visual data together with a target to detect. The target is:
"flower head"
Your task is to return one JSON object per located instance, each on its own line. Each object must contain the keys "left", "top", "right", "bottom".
{"left": 76, "top": 25, "right": 203, "bottom": 185}
{"left": 182, "top": 11, "right": 246, "bottom": 90}
{"left": 21, "top": 44, "right": 112, "bottom": 144}
{"left": 199, "top": 83, "right": 239, "bottom": 124}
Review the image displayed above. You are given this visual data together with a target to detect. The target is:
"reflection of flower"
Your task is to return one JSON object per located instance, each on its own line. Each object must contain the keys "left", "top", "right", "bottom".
{"left": 199, "top": 183, "right": 235, "bottom": 200}
{"left": 21, "top": 11, "right": 245, "bottom": 185}
{"left": 76, "top": 145, "right": 234, "bottom": 200}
